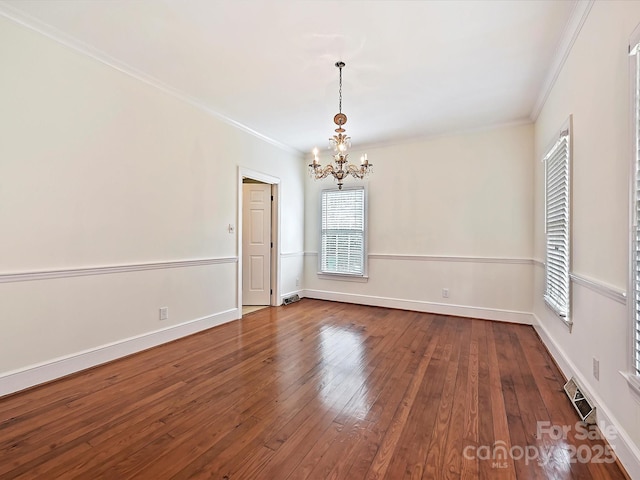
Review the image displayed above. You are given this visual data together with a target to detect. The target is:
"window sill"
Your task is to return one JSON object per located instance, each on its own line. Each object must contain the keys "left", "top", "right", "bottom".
{"left": 620, "top": 371, "right": 640, "bottom": 402}
{"left": 543, "top": 296, "right": 573, "bottom": 332}
{"left": 317, "top": 272, "right": 369, "bottom": 283}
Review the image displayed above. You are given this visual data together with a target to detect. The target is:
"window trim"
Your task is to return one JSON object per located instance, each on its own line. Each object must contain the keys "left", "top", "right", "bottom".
{"left": 542, "top": 116, "right": 573, "bottom": 330}
{"left": 628, "top": 26, "right": 640, "bottom": 386}
{"left": 318, "top": 186, "right": 368, "bottom": 279}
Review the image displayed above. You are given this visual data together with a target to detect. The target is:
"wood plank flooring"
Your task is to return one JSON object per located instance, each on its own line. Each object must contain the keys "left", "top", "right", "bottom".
{"left": 0, "top": 299, "right": 629, "bottom": 479}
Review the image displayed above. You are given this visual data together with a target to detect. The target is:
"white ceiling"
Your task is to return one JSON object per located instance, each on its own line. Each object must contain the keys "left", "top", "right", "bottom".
{"left": 1, "top": 0, "right": 578, "bottom": 153}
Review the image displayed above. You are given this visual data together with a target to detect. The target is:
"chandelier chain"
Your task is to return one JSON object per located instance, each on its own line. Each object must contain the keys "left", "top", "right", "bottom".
{"left": 339, "top": 65, "right": 342, "bottom": 114}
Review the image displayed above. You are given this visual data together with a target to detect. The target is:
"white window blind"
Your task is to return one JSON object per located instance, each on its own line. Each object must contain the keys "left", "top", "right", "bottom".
{"left": 544, "top": 131, "right": 571, "bottom": 321}
{"left": 632, "top": 41, "right": 640, "bottom": 375}
{"left": 320, "top": 187, "right": 365, "bottom": 276}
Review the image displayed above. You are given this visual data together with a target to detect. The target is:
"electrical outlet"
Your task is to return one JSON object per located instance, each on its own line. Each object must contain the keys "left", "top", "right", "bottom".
{"left": 592, "top": 357, "right": 599, "bottom": 380}
{"left": 296, "top": 278, "right": 300, "bottom": 287}
{"left": 159, "top": 307, "right": 169, "bottom": 321}
{"left": 228, "top": 224, "right": 235, "bottom": 234}
{"left": 442, "top": 288, "right": 449, "bottom": 298}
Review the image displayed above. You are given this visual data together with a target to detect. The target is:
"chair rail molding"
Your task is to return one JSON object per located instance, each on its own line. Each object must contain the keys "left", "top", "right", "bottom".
{"left": 0, "top": 257, "right": 238, "bottom": 283}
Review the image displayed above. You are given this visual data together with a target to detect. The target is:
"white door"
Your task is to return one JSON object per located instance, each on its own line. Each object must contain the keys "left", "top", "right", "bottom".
{"left": 242, "top": 183, "right": 272, "bottom": 305}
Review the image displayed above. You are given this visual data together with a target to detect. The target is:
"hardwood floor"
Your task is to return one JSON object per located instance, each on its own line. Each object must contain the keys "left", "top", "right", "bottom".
{"left": 0, "top": 299, "right": 628, "bottom": 479}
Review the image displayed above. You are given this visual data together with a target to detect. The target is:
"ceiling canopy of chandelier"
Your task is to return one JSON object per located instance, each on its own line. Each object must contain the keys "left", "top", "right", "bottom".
{"left": 308, "top": 61, "right": 372, "bottom": 190}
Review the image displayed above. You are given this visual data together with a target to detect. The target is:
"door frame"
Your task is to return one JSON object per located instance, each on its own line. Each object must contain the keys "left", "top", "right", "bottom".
{"left": 237, "top": 167, "right": 281, "bottom": 313}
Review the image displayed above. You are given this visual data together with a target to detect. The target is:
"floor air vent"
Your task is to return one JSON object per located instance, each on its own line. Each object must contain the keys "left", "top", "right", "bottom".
{"left": 283, "top": 294, "right": 300, "bottom": 305}
{"left": 563, "top": 377, "right": 596, "bottom": 424}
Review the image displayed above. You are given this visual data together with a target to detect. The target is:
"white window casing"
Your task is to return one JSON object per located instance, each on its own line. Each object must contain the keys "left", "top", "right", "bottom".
{"left": 319, "top": 187, "right": 367, "bottom": 277}
{"left": 544, "top": 123, "right": 572, "bottom": 327}
{"left": 630, "top": 35, "right": 640, "bottom": 377}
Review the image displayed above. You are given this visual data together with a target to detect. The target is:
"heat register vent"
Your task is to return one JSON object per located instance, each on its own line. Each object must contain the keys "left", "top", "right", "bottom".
{"left": 283, "top": 294, "right": 300, "bottom": 305}
{"left": 563, "top": 377, "right": 596, "bottom": 424}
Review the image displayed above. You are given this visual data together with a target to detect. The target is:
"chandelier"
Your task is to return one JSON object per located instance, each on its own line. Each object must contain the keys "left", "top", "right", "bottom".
{"left": 308, "top": 61, "right": 372, "bottom": 190}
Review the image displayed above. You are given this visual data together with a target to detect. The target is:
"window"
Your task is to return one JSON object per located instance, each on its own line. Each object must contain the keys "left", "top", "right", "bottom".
{"left": 320, "top": 187, "right": 366, "bottom": 276}
{"left": 543, "top": 126, "right": 571, "bottom": 324}
{"left": 631, "top": 39, "right": 640, "bottom": 375}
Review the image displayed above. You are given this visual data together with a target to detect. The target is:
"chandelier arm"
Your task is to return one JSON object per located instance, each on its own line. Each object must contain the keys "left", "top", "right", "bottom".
{"left": 346, "top": 164, "right": 365, "bottom": 179}
{"left": 346, "top": 164, "right": 373, "bottom": 179}
{"left": 319, "top": 165, "right": 335, "bottom": 179}
{"left": 308, "top": 164, "right": 336, "bottom": 180}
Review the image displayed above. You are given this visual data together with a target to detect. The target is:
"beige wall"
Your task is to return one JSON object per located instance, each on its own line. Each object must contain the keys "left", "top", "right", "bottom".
{"left": 304, "top": 123, "right": 534, "bottom": 321}
{"left": 533, "top": 1, "right": 640, "bottom": 476}
{"left": 0, "top": 17, "right": 305, "bottom": 377}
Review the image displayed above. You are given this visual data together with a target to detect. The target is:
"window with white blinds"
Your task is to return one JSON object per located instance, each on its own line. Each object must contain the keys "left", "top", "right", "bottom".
{"left": 631, "top": 40, "right": 640, "bottom": 375}
{"left": 320, "top": 187, "right": 366, "bottom": 276}
{"left": 544, "top": 130, "right": 571, "bottom": 322}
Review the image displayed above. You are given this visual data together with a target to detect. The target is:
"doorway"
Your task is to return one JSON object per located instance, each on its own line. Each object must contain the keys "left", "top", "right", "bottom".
{"left": 242, "top": 180, "right": 271, "bottom": 307}
{"left": 238, "top": 168, "right": 280, "bottom": 316}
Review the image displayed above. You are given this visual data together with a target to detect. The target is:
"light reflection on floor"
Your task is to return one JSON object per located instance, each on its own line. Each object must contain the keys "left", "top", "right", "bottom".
{"left": 318, "top": 326, "right": 370, "bottom": 416}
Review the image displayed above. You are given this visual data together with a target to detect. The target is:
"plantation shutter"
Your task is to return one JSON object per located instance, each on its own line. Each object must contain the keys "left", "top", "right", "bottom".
{"left": 544, "top": 132, "right": 570, "bottom": 319}
{"left": 320, "top": 188, "right": 365, "bottom": 275}
{"left": 632, "top": 42, "right": 640, "bottom": 374}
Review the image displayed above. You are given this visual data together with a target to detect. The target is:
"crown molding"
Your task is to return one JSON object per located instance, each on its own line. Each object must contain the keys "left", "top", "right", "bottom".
{"left": 530, "top": 0, "right": 595, "bottom": 121}
{"left": 347, "top": 118, "right": 533, "bottom": 153}
{"left": 0, "top": 3, "right": 301, "bottom": 156}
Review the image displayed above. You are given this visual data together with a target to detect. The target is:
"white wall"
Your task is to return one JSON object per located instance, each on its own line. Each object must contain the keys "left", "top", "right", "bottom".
{"left": 0, "top": 16, "right": 305, "bottom": 392}
{"left": 5, "top": 1, "right": 640, "bottom": 475}
{"left": 304, "top": 123, "right": 534, "bottom": 323}
{"left": 533, "top": 1, "right": 640, "bottom": 476}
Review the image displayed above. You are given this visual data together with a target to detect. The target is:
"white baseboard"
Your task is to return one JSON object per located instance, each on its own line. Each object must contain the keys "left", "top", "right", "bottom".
{"left": 281, "top": 289, "right": 303, "bottom": 300}
{"left": 302, "top": 289, "right": 534, "bottom": 325}
{"left": 0, "top": 308, "right": 239, "bottom": 397}
{"left": 533, "top": 314, "right": 640, "bottom": 479}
